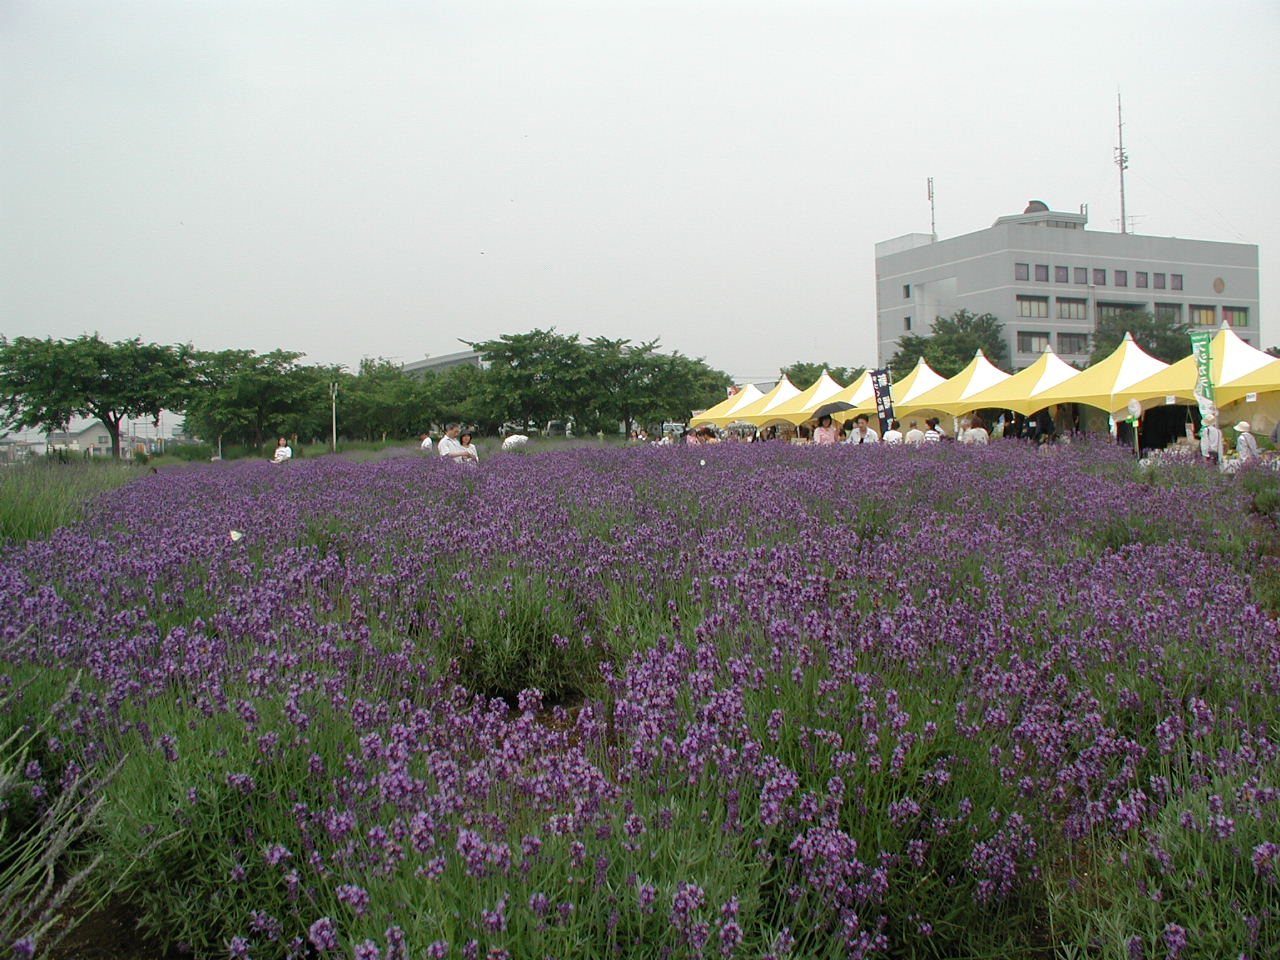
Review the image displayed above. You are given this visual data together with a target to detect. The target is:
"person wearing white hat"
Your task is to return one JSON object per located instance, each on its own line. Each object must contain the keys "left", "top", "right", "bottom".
{"left": 1234, "top": 421, "right": 1260, "bottom": 463}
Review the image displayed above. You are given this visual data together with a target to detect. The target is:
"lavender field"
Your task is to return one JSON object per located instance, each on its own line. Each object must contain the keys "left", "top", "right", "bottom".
{"left": 2, "top": 443, "right": 1278, "bottom": 959}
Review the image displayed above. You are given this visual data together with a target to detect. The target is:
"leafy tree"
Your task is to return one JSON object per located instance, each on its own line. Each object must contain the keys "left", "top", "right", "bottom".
{"left": 638, "top": 351, "right": 733, "bottom": 429}
{"left": 0, "top": 335, "right": 189, "bottom": 458}
{"left": 1089, "top": 310, "right": 1192, "bottom": 365}
{"left": 552, "top": 338, "right": 732, "bottom": 435}
{"left": 342, "top": 359, "right": 419, "bottom": 441}
{"left": 580, "top": 338, "right": 664, "bottom": 436}
{"left": 184, "top": 349, "right": 318, "bottom": 449}
{"left": 779, "top": 362, "right": 865, "bottom": 389}
{"left": 427, "top": 363, "right": 500, "bottom": 434}
{"left": 465, "top": 329, "right": 593, "bottom": 431}
{"left": 888, "top": 310, "right": 1009, "bottom": 379}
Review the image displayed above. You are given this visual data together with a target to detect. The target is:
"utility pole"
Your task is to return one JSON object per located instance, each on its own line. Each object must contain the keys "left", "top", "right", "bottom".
{"left": 1115, "top": 92, "right": 1129, "bottom": 234}
{"left": 329, "top": 381, "right": 338, "bottom": 453}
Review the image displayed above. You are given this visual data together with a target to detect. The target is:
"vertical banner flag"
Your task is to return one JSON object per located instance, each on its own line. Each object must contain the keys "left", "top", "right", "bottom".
{"left": 870, "top": 368, "right": 894, "bottom": 434}
{"left": 1189, "top": 330, "right": 1215, "bottom": 417}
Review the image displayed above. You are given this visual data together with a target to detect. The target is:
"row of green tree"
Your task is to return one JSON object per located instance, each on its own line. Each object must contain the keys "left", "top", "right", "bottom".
{"left": 0, "top": 330, "right": 736, "bottom": 458}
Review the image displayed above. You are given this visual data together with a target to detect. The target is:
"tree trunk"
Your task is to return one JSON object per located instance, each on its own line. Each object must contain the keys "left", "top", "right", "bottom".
{"left": 103, "top": 415, "right": 123, "bottom": 459}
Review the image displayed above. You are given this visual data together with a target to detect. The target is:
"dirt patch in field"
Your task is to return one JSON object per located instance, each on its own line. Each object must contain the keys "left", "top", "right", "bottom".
{"left": 48, "top": 897, "right": 179, "bottom": 960}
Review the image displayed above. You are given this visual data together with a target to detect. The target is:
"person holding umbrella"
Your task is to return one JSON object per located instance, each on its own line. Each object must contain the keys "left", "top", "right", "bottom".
{"left": 813, "top": 414, "right": 839, "bottom": 445}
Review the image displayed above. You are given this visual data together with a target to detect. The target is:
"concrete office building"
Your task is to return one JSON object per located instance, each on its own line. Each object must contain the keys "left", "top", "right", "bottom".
{"left": 875, "top": 201, "right": 1260, "bottom": 370}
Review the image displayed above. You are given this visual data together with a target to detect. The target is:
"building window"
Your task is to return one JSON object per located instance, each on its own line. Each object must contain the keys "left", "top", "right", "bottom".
{"left": 1224, "top": 307, "right": 1248, "bottom": 327}
{"left": 1136, "top": 271, "right": 1148, "bottom": 288}
{"left": 1055, "top": 266, "right": 1069, "bottom": 283}
{"left": 1191, "top": 305, "right": 1216, "bottom": 326}
{"left": 1058, "top": 297, "right": 1087, "bottom": 320}
{"left": 1171, "top": 274, "right": 1183, "bottom": 291}
{"left": 903, "top": 284, "right": 911, "bottom": 298}
{"left": 1035, "top": 264, "right": 1049, "bottom": 282}
{"left": 1093, "top": 269, "right": 1107, "bottom": 286}
{"left": 1015, "top": 263, "right": 1030, "bottom": 281}
{"left": 1017, "top": 331, "right": 1051, "bottom": 353}
{"left": 1154, "top": 273, "right": 1166, "bottom": 290}
{"left": 1058, "top": 332, "right": 1089, "bottom": 355}
{"left": 1115, "top": 270, "right": 1128, "bottom": 287}
{"left": 904, "top": 316, "right": 912, "bottom": 331}
{"left": 1074, "top": 267, "right": 1088, "bottom": 284}
{"left": 1098, "top": 302, "right": 1143, "bottom": 321}
{"left": 1155, "top": 303, "right": 1183, "bottom": 324}
{"left": 1016, "top": 295, "right": 1049, "bottom": 318}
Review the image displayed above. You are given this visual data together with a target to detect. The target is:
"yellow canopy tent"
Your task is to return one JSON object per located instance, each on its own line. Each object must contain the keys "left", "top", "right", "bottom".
{"left": 1121, "top": 328, "right": 1280, "bottom": 409}
{"left": 802, "top": 370, "right": 875, "bottom": 422}
{"left": 896, "top": 350, "right": 1011, "bottom": 417}
{"left": 886, "top": 358, "right": 948, "bottom": 414}
{"left": 960, "top": 349, "right": 1082, "bottom": 415}
{"left": 689, "top": 383, "right": 764, "bottom": 427}
{"left": 1218, "top": 358, "right": 1280, "bottom": 407}
{"left": 1034, "top": 333, "right": 1168, "bottom": 413}
{"left": 759, "top": 371, "right": 847, "bottom": 426}
{"left": 731, "top": 378, "right": 803, "bottom": 426}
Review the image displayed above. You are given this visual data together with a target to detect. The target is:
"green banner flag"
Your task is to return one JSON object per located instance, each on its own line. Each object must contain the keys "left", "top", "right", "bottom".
{"left": 1189, "top": 330, "right": 1214, "bottom": 413}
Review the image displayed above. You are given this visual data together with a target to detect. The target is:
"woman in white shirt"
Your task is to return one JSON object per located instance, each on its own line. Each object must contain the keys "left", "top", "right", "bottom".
{"left": 458, "top": 431, "right": 480, "bottom": 464}
{"left": 963, "top": 416, "right": 990, "bottom": 446}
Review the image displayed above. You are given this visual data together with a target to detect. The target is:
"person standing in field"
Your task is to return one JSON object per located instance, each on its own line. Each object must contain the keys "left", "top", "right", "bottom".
{"left": 437, "top": 423, "right": 472, "bottom": 463}
{"left": 962, "top": 416, "right": 989, "bottom": 446}
{"left": 845, "top": 415, "right": 879, "bottom": 445}
{"left": 271, "top": 437, "right": 292, "bottom": 463}
{"left": 1200, "top": 415, "right": 1224, "bottom": 465}
{"left": 813, "top": 415, "right": 839, "bottom": 445}
{"left": 904, "top": 421, "right": 924, "bottom": 444}
{"left": 1234, "top": 421, "right": 1260, "bottom": 463}
{"left": 924, "top": 417, "right": 944, "bottom": 442}
{"left": 882, "top": 419, "right": 904, "bottom": 444}
{"left": 457, "top": 430, "right": 480, "bottom": 464}
{"left": 419, "top": 433, "right": 433, "bottom": 454}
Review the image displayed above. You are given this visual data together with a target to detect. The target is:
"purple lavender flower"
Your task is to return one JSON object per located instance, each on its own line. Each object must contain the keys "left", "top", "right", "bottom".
{"left": 307, "top": 917, "right": 338, "bottom": 953}
{"left": 1163, "top": 923, "right": 1188, "bottom": 959}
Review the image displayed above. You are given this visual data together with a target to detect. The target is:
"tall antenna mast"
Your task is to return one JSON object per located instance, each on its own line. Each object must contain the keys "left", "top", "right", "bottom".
{"left": 927, "top": 177, "right": 936, "bottom": 241}
{"left": 1115, "top": 92, "right": 1129, "bottom": 234}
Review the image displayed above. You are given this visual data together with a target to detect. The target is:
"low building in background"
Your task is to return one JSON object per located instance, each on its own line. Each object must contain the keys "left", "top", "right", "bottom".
{"left": 401, "top": 350, "right": 483, "bottom": 376}
{"left": 45, "top": 421, "right": 114, "bottom": 456}
{"left": 875, "top": 201, "right": 1260, "bottom": 369}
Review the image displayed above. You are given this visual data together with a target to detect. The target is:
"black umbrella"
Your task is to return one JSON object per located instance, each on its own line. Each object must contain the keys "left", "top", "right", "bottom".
{"left": 811, "top": 401, "right": 857, "bottom": 421}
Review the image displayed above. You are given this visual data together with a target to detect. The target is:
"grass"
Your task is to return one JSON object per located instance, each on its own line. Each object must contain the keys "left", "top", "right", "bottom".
{"left": 0, "top": 460, "right": 141, "bottom": 542}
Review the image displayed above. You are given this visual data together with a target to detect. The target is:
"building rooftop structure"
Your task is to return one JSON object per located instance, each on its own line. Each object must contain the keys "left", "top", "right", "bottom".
{"left": 401, "top": 350, "right": 483, "bottom": 376}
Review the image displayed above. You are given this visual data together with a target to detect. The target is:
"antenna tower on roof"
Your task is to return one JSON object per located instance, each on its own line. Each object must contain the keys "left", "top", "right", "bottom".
{"left": 927, "top": 177, "right": 937, "bottom": 241}
{"left": 1115, "top": 92, "right": 1129, "bottom": 234}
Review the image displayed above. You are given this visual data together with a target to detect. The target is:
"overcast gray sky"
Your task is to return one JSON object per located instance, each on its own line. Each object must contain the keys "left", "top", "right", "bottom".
{"left": 3, "top": 0, "right": 1277, "bottom": 385}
